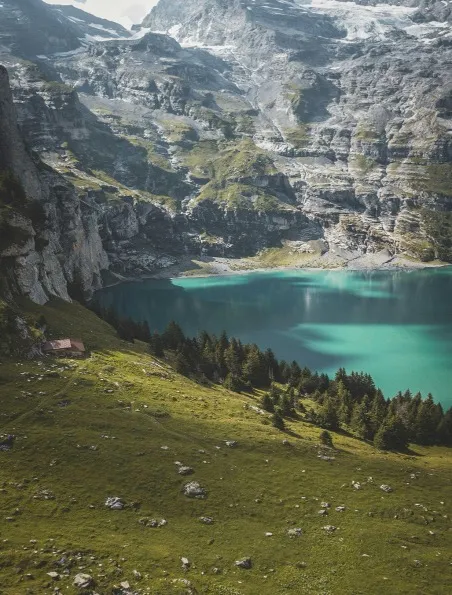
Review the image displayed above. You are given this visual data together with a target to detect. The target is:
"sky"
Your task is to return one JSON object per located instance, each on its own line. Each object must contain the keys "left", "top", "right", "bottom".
{"left": 44, "top": 1, "right": 159, "bottom": 29}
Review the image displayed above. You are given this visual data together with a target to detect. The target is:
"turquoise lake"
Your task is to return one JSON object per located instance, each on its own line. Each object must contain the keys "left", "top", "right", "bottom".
{"left": 96, "top": 268, "right": 452, "bottom": 408}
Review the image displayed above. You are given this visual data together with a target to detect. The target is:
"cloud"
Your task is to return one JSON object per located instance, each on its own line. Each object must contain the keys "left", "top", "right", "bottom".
{"left": 44, "top": 0, "right": 159, "bottom": 28}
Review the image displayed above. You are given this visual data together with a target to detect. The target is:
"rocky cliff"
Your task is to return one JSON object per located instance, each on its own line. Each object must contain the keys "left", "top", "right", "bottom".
{"left": 0, "top": 65, "right": 108, "bottom": 303}
{"left": 1, "top": 0, "right": 452, "bottom": 302}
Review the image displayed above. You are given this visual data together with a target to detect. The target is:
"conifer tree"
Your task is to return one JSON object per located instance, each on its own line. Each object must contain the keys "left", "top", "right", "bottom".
{"left": 224, "top": 338, "right": 242, "bottom": 376}
{"left": 374, "top": 414, "right": 408, "bottom": 451}
{"left": 317, "top": 396, "right": 339, "bottom": 431}
{"left": 242, "top": 345, "right": 269, "bottom": 387}
{"left": 272, "top": 409, "right": 285, "bottom": 431}
{"left": 261, "top": 392, "right": 275, "bottom": 413}
{"left": 149, "top": 332, "right": 164, "bottom": 357}
{"left": 350, "top": 401, "right": 371, "bottom": 440}
{"left": 162, "top": 321, "right": 185, "bottom": 350}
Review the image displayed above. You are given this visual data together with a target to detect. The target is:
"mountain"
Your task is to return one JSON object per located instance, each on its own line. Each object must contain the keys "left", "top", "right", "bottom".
{"left": 0, "top": 0, "right": 130, "bottom": 60}
{"left": 1, "top": 0, "right": 452, "bottom": 302}
{"left": 50, "top": 4, "right": 131, "bottom": 41}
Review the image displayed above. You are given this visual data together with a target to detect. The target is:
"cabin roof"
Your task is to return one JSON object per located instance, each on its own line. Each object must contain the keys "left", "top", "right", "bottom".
{"left": 43, "top": 339, "right": 85, "bottom": 352}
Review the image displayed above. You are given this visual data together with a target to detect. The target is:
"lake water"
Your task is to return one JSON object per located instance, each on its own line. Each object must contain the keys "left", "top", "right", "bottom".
{"left": 96, "top": 268, "right": 452, "bottom": 408}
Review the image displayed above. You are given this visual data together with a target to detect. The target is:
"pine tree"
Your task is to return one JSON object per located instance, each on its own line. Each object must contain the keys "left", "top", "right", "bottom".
{"left": 224, "top": 373, "right": 243, "bottom": 393}
{"left": 280, "top": 393, "right": 295, "bottom": 417}
{"left": 263, "top": 348, "right": 280, "bottom": 382}
{"left": 242, "top": 345, "right": 269, "bottom": 387}
{"left": 317, "top": 397, "right": 339, "bottom": 431}
{"left": 374, "top": 414, "right": 408, "bottom": 451}
{"left": 414, "top": 394, "right": 442, "bottom": 445}
{"left": 149, "top": 332, "right": 164, "bottom": 357}
{"left": 162, "top": 321, "right": 185, "bottom": 350}
{"left": 224, "top": 339, "right": 241, "bottom": 376}
{"left": 261, "top": 393, "right": 275, "bottom": 413}
{"left": 272, "top": 409, "right": 285, "bottom": 431}
{"left": 337, "top": 381, "right": 352, "bottom": 426}
{"left": 174, "top": 350, "right": 191, "bottom": 376}
{"left": 368, "top": 390, "right": 387, "bottom": 438}
{"left": 350, "top": 401, "right": 371, "bottom": 440}
{"left": 437, "top": 407, "right": 452, "bottom": 445}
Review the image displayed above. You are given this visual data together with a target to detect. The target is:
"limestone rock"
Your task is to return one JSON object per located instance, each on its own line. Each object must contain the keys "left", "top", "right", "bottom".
{"left": 183, "top": 482, "right": 206, "bottom": 499}
{"left": 178, "top": 466, "right": 194, "bottom": 476}
{"left": 105, "top": 497, "right": 125, "bottom": 510}
{"left": 199, "top": 516, "right": 214, "bottom": 525}
{"left": 380, "top": 484, "right": 393, "bottom": 493}
{"left": 235, "top": 557, "right": 252, "bottom": 569}
{"left": 73, "top": 573, "right": 94, "bottom": 589}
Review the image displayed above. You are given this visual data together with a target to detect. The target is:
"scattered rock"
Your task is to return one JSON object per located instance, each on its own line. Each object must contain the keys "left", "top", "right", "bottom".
{"left": 33, "top": 489, "right": 55, "bottom": 500}
{"left": 287, "top": 528, "right": 303, "bottom": 537}
{"left": 133, "top": 570, "right": 142, "bottom": 580}
{"left": 380, "top": 485, "right": 393, "bottom": 493}
{"left": 235, "top": 557, "right": 252, "bottom": 569}
{"left": 336, "top": 506, "right": 346, "bottom": 512}
{"left": 0, "top": 435, "right": 15, "bottom": 451}
{"left": 265, "top": 532, "right": 273, "bottom": 537}
{"left": 323, "top": 525, "right": 337, "bottom": 533}
{"left": 183, "top": 481, "right": 206, "bottom": 499}
{"left": 318, "top": 509, "right": 328, "bottom": 516}
{"left": 282, "top": 439, "right": 290, "bottom": 446}
{"left": 181, "top": 557, "right": 191, "bottom": 570}
{"left": 105, "top": 497, "right": 124, "bottom": 510}
{"left": 225, "top": 441, "right": 238, "bottom": 448}
{"left": 352, "top": 482, "right": 361, "bottom": 490}
{"left": 178, "top": 466, "right": 194, "bottom": 476}
{"left": 73, "top": 573, "right": 94, "bottom": 589}
{"left": 47, "top": 572, "right": 60, "bottom": 580}
{"left": 321, "top": 502, "right": 330, "bottom": 508}
{"left": 138, "top": 517, "right": 167, "bottom": 528}
{"left": 199, "top": 516, "right": 214, "bottom": 525}
{"left": 295, "top": 562, "right": 307, "bottom": 569}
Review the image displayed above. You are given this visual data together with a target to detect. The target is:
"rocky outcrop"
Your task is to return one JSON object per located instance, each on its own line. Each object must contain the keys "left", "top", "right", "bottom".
{"left": 0, "top": 65, "right": 108, "bottom": 303}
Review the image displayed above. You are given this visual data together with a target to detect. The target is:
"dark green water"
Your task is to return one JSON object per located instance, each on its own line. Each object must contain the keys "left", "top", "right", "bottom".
{"left": 96, "top": 268, "right": 452, "bottom": 408}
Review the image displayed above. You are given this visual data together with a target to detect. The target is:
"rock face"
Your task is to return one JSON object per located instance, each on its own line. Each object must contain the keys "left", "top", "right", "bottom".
{"left": 1, "top": 0, "right": 452, "bottom": 303}
{"left": 0, "top": 65, "right": 108, "bottom": 304}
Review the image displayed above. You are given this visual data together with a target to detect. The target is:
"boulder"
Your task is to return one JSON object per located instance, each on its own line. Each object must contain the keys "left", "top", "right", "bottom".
{"left": 380, "top": 484, "right": 393, "bottom": 493}
{"left": 73, "top": 573, "right": 94, "bottom": 589}
{"left": 235, "top": 557, "right": 252, "bottom": 569}
{"left": 199, "top": 516, "right": 214, "bottom": 524}
{"left": 105, "top": 496, "right": 124, "bottom": 510}
{"left": 181, "top": 557, "right": 191, "bottom": 570}
{"left": 183, "top": 481, "right": 206, "bottom": 499}
{"left": 287, "top": 528, "right": 303, "bottom": 537}
{"left": 178, "top": 466, "right": 194, "bottom": 476}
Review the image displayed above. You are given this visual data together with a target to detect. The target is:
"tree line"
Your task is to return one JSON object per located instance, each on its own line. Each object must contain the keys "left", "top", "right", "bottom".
{"left": 91, "top": 303, "right": 452, "bottom": 451}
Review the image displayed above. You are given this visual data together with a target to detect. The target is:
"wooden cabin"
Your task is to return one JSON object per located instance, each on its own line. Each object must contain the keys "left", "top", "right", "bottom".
{"left": 42, "top": 339, "right": 86, "bottom": 358}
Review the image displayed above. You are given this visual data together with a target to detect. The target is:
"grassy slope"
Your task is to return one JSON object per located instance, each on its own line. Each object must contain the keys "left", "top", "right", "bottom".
{"left": 0, "top": 301, "right": 451, "bottom": 594}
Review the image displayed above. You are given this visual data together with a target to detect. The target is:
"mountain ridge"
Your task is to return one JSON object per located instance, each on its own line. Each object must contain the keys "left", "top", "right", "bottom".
{"left": 1, "top": 0, "right": 452, "bottom": 302}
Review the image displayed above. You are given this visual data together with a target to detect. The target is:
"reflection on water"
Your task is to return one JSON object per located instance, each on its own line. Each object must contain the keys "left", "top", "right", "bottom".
{"left": 96, "top": 268, "right": 452, "bottom": 407}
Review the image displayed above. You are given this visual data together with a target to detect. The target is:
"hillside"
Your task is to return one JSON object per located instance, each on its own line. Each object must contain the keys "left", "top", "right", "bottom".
{"left": 0, "top": 299, "right": 451, "bottom": 594}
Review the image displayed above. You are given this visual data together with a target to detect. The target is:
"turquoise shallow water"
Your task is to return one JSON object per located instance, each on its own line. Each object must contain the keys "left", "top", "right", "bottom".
{"left": 96, "top": 268, "right": 452, "bottom": 408}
